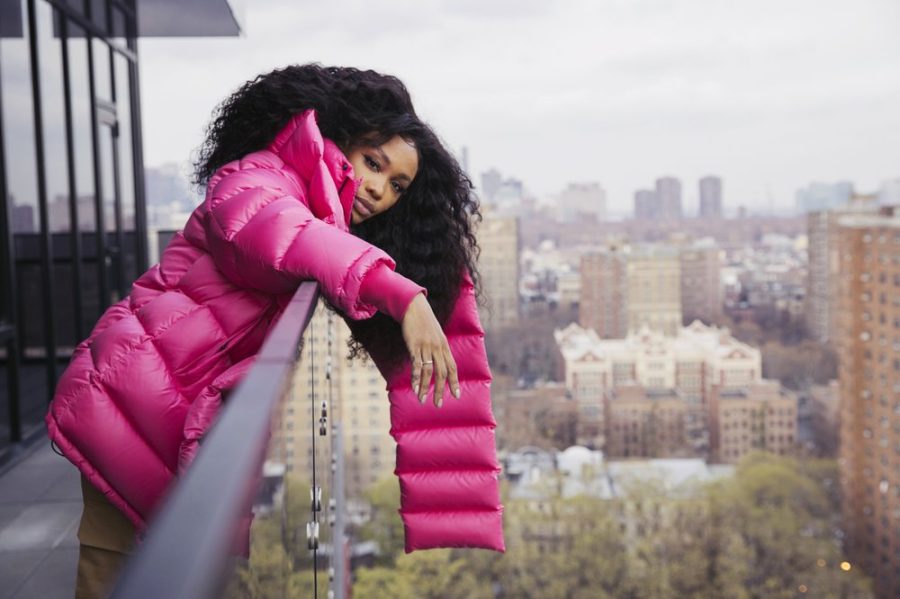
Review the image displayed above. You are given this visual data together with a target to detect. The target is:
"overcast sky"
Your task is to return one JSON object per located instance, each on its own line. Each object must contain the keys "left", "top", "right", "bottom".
{"left": 138, "top": 0, "right": 900, "bottom": 215}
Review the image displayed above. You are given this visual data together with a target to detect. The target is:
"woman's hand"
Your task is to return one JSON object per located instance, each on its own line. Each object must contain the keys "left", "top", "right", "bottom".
{"left": 401, "top": 293, "right": 460, "bottom": 407}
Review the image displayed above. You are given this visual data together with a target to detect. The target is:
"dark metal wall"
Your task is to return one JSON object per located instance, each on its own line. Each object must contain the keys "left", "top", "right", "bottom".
{"left": 0, "top": 0, "right": 147, "bottom": 457}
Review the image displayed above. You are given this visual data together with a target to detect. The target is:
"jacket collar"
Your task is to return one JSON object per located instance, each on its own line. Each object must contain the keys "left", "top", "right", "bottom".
{"left": 267, "top": 109, "right": 359, "bottom": 231}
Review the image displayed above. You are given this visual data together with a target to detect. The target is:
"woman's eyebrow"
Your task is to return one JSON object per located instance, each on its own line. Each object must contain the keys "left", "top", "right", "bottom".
{"left": 376, "top": 146, "right": 412, "bottom": 182}
{"left": 375, "top": 146, "right": 391, "bottom": 166}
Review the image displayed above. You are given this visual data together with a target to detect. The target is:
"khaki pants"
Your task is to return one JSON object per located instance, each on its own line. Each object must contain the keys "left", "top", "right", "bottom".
{"left": 75, "top": 476, "right": 136, "bottom": 599}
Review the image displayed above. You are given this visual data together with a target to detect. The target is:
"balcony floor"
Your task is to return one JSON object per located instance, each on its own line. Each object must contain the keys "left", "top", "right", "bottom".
{"left": 0, "top": 437, "right": 80, "bottom": 599}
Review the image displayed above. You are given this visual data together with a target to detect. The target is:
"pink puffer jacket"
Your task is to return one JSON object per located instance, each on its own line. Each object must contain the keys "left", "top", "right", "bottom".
{"left": 45, "top": 110, "right": 504, "bottom": 552}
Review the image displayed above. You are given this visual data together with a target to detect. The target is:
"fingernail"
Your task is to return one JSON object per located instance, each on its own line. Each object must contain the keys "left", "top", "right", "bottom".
{"left": 453, "top": 388, "right": 461, "bottom": 399}
{"left": 419, "top": 394, "right": 425, "bottom": 404}
{"left": 436, "top": 398, "right": 443, "bottom": 408}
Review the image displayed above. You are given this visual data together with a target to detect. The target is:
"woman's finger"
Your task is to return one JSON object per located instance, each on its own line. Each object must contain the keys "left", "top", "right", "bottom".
{"left": 432, "top": 351, "right": 448, "bottom": 408}
{"left": 418, "top": 357, "right": 434, "bottom": 404}
{"left": 411, "top": 353, "right": 422, "bottom": 392}
{"left": 445, "top": 347, "right": 460, "bottom": 399}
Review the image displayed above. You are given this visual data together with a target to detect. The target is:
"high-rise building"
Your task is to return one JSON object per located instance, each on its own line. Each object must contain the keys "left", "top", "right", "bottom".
{"left": 707, "top": 381, "right": 798, "bottom": 464}
{"left": 699, "top": 176, "right": 722, "bottom": 218}
{"left": 477, "top": 210, "right": 520, "bottom": 330}
{"left": 805, "top": 197, "right": 879, "bottom": 343}
{"left": 277, "top": 304, "right": 396, "bottom": 499}
{"left": 627, "top": 244, "right": 682, "bottom": 336}
{"left": 634, "top": 189, "right": 657, "bottom": 220}
{"left": 481, "top": 168, "right": 503, "bottom": 202}
{"left": 655, "top": 176, "right": 682, "bottom": 220}
{"left": 680, "top": 240, "right": 722, "bottom": 325}
{"left": 836, "top": 206, "right": 900, "bottom": 597}
{"left": 579, "top": 245, "right": 628, "bottom": 339}
{"left": 480, "top": 168, "right": 503, "bottom": 203}
{"left": 558, "top": 182, "right": 606, "bottom": 222}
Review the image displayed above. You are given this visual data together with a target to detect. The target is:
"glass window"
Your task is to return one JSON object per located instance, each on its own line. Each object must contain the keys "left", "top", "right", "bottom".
{"left": 36, "top": 2, "right": 80, "bottom": 355}
{"left": 1, "top": 0, "right": 49, "bottom": 436}
{"left": 114, "top": 53, "right": 137, "bottom": 285}
{"left": 66, "top": 23, "right": 101, "bottom": 331}
{"left": 92, "top": 38, "right": 112, "bottom": 101}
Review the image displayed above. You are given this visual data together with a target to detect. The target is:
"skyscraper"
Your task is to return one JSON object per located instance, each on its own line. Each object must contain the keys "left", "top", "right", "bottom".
{"left": 805, "top": 197, "right": 879, "bottom": 343}
{"left": 655, "top": 176, "right": 682, "bottom": 220}
{"left": 836, "top": 206, "right": 900, "bottom": 598}
{"left": 699, "top": 176, "right": 722, "bottom": 218}
{"left": 634, "top": 189, "right": 657, "bottom": 220}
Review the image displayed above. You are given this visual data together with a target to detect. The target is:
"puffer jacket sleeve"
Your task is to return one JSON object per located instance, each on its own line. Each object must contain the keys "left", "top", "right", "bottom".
{"left": 383, "top": 271, "right": 505, "bottom": 553}
{"left": 183, "top": 154, "right": 420, "bottom": 321}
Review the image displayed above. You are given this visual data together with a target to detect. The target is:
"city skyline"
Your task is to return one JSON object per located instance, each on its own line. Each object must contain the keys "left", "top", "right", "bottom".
{"left": 137, "top": 0, "right": 900, "bottom": 214}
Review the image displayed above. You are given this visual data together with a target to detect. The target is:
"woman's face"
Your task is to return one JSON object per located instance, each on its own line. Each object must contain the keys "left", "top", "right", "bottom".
{"left": 346, "top": 135, "right": 419, "bottom": 225}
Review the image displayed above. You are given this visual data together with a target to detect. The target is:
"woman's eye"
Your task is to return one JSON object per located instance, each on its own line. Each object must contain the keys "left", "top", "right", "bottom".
{"left": 364, "top": 156, "right": 380, "bottom": 171}
{"left": 391, "top": 181, "right": 404, "bottom": 195}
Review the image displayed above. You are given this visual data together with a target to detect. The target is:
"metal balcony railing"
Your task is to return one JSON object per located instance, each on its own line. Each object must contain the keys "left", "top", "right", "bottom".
{"left": 109, "top": 281, "right": 342, "bottom": 598}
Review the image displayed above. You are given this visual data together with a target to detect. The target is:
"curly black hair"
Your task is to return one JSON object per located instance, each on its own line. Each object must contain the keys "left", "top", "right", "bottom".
{"left": 193, "top": 64, "right": 481, "bottom": 372}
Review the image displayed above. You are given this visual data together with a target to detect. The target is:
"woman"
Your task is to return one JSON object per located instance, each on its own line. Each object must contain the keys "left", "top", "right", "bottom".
{"left": 46, "top": 64, "right": 504, "bottom": 598}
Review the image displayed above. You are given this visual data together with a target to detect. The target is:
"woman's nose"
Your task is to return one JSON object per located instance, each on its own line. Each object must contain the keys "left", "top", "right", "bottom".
{"left": 366, "top": 175, "right": 387, "bottom": 200}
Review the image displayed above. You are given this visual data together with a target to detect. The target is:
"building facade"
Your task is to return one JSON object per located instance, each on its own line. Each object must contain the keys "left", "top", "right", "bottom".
{"left": 836, "top": 206, "right": 900, "bottom": 597}
{"left": 655, "top": 176, "right": 682, "bottom": 220}
{"left": 605, "top": 386, "right": 688, "bottom": 458}
{"left": 634, "top": 189, "right": 657, "bottom": 220}
{"left": 680, "top": 241, "right": 722, "bottom": 325}
{"left": 626, "top": 244, "right": 682, "bottom": 336}
{"left": 707, "top": 381, "right": 798, "bottom": 464}
{"left": 699, "top": 176, "right": 722, "bottom": 219}
{"left": 556, "top": 321, "right": 762, "bottom": 450}
{"left": 806, "top": 198, "right": 879, "bottom": 344}
{"left": 579, "top": 245, "right": 628, "bottom": 339}
{"left": 477, "top": 210, "right": 520, "bottom": 330}
{"left": 1, "top": 0, "right": 144, "bottom": 454}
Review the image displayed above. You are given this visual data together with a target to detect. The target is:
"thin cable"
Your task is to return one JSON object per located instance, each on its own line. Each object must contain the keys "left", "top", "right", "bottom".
{"left": 309, "top": 314, "right": 318, "bottom": 593}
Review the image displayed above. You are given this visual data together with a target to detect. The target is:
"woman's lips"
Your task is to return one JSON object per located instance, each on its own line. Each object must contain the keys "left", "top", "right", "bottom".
{"left": 354, "top": 196, "right": 375, "bottom": 217}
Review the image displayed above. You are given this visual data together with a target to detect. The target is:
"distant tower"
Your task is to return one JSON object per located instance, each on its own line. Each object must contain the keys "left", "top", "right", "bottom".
{"left": 655, "top": 177, "right": 682, "bottom": 220}
{"left": 481, "top": 169, "right": 502, "bottom": 204}
{"left": 699, "top": 176, "right": 722, "bottom": 218}
{"left": 634, "top": 189, "right": 657, "bottom": 220}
